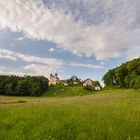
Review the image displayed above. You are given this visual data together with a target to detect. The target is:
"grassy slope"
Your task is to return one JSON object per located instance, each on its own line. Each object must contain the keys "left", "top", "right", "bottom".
{"left": 42, "top": 86, "right": 94, "bottom": 97}
{"left": 0, "top": 89, "right": 140, "bottom": 140}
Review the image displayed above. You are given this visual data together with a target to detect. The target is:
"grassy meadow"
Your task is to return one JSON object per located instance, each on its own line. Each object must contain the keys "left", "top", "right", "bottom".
{"left": 0, "top": 89, "right": 140, "bottom": 140}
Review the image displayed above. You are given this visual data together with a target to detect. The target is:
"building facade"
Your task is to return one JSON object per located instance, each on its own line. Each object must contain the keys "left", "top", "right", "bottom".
{"left": 83, "top": 78, "right": 93, "bottom": 87}
{"left": 49, "top": 73, "right": 60, "bottom": 85}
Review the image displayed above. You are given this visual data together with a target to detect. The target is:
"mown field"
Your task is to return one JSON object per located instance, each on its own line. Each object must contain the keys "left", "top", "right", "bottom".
{"left": 0, "top": 89, "right": 140, "bottom": 140}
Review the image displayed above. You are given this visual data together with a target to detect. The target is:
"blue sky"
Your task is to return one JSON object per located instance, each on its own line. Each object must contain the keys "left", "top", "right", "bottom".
{"left": 0, "top": 0, "right": 140, "bottom": 85}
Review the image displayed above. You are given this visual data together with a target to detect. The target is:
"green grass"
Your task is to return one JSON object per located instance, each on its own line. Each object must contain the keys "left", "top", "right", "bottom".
{"left": 0, "top": 89, "right": 140, "bottom": 140}
{"left": 42, "top": 86, "right": 94, "bottom": 97}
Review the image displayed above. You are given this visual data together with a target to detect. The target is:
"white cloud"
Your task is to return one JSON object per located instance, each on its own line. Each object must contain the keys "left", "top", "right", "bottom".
{"left": 0, "top": 64, "right": 56, "bottom": 77}
{"left": 16, "top": 37, "right": 24, "bottom": 41}
{"left": 0, "top": 0, "right": 140, "bottom": 60}
{"left": 0, "top": 48, "right": 64, "bottom": 77}
{"left": 0, "top": 48, "right": 105, "bottom": 78}
{"left": 0, "top": 66, "right": 28, "bottom": 76}
{"left": 49, "top": 48, "right": 54, "bottom": 52}
{"left": 70, "top": 63, "right": 104, "bottom": 69}
{"left": 0, "top": 48, "right": 64, "bottom": 69}
{"left": 24, "top": 64, "right": 55, "bottom": 76}
{"left": 0, "top": 49, "right": 17, "bottom": 61}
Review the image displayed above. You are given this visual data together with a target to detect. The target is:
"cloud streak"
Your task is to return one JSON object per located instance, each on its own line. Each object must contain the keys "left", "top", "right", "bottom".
{"left": 0, "top": 48, "right": 64, "bottom": 76}
{"left": 0, "top": 48, "right": 64, "bottom": 68}
{"left": 70, "top": 63, "right": 104, "bottom": 69}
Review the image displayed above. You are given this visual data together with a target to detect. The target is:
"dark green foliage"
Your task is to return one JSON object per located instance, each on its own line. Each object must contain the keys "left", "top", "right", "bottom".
{"left": 103, "top": 69, "right": 116, "bottom": 87}
{"left": 66, "top": 75, "right": 82, "bottom": 86}
{"left": 17, "top": 79, "right": 30, "bottom": 96}
{"left": 133, "top": 76, "right": 140, "bottom": 89}
{"left": 93, "top": 80, "right": 101, "bottom": 87}
{"left": 0, "top": 75, "right": 48, "bottom": 96}
{"left": 103, "top": 57, "right": 140, "bottom": 89}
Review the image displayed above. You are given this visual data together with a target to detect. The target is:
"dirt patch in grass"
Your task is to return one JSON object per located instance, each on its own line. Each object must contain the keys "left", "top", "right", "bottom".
{"left": 0, "top": 100, "right": 27, "bottom": 105}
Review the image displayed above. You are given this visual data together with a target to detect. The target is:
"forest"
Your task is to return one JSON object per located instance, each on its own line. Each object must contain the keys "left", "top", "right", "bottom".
{"left": 0, "top": 75, "right": 48, "bottom": 96}
{"left": 103, "top": 58, "right": 140, "bottom": 89}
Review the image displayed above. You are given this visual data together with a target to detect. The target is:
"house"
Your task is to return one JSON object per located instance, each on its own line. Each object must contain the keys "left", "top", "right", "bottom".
{"left": 83, "top": 78, "right": 101, "bottom": 91}
{"left": 49, "top": 73, "right": 60, "bottom": 85}
{"left": 70, "top": 75, "right": 80, "bottom": 85}
{"left": 83, "top": 78, "right": 93, "bottom": 87}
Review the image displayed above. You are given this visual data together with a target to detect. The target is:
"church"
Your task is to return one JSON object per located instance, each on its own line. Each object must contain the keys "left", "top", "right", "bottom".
{"left": 49, "top": 73, "right": 60, "bottom": 85}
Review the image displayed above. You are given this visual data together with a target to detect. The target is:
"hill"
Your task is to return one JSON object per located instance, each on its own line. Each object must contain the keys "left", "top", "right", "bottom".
{"left": 42, "top": 86, "right": 94, "bottom": 97}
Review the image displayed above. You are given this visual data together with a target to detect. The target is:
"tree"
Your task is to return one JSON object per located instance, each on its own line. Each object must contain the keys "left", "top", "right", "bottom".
{"left": 17, "top": 79, "right": 30, "bottom": 96}
{"left": 115, "top": 65, "right": 128, "bottom": 88}
{"left": 103, "top": 57, "right": 140, "bottom": 89}
{"left": 134, "top": 76, "right": 140, "bottom": 89}
{"left": 30, "top": 82, "right": 41, "bottom": 96}
{"left": 0, "top": 75, "right": 49, "bottom": 96}
{"left": 103, "top": 69, "right": 116, "bottom": 87}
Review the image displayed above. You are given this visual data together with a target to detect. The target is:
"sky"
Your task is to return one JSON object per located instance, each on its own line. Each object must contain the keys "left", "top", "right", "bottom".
{"left": 0, "top": 0, "right": 140, "bottom": 84}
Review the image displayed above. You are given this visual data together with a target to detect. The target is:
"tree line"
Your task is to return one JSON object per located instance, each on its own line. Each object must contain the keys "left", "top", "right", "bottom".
{"left": 103, "top": 58, "right": 140, "bottom": 89}
{"left": 0, "top": 75, "right": 48, "bottom": 96}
